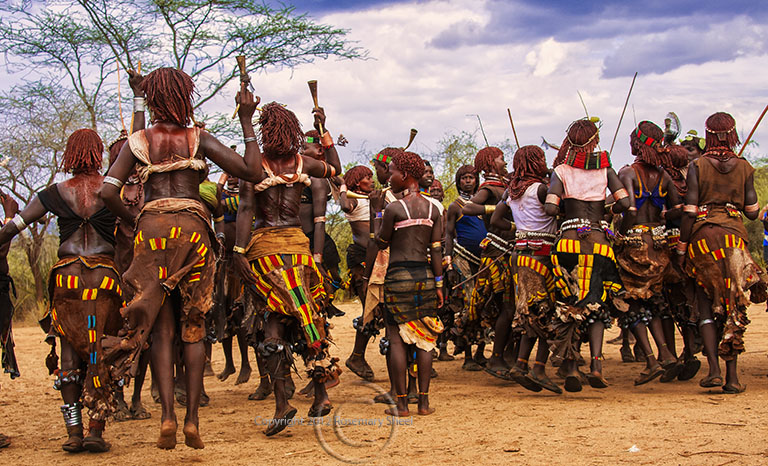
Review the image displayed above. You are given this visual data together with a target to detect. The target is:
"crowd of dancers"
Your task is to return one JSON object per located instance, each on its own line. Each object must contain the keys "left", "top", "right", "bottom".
{"left": 0, "top": 66, "right": 765, "bottom": 453}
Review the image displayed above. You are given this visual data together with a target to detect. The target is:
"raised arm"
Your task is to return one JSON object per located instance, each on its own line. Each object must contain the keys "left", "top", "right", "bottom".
{"left": 303, "top": 108, "right": 341, "bottom": 178}
{"left": 200, "top": 84, "right": 263, "bottom": 183}
{"left": 100, "top": 141, "right": 139, "bottom": 227}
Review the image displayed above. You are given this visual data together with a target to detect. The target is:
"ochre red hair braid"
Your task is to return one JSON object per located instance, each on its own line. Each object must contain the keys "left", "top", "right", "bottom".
{"left": 661, "top": 144, "right": 689, "bottom": 195}
{"left": 631, "top": 120, "right": 665, "bottom": 166}
{"left": 392, "top": 151, "right": 425, "bottom": 181}
{"left": 555, "top": 119, "right": 600, "bottom": 167}
{"left": 508, "top": 145, "right": 548, "bottom": 200}
{"left": 259, "top": 102, "right": 303, "bottom": 159}
{"left": 141, "top": 67, "right": 195, "bottom": 127}
{"left": 344, "top": 165, "right": 373, "bottom": 192}
{"left": 704, "top": 112, "right": 740, "bottom": 161}
{"left": 474, "top": 146, "right": 503, "bottom": 173}
{"left": 63, "top": 128, "right": 104, "bottom": 174}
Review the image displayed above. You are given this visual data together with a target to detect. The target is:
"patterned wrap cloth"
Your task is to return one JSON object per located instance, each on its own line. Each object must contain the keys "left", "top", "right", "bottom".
{"left": 241, "top": 226, "right": 329, "bottom": 360}
{"left": 383, "top": 261, "right": 444, "bottom": 352}
{"left": 549, "top": 229, "right": 626, "bottom": 362}
{"left": 42, "top": 255, "right": 124, "bottom": 421}
{"left": 104, "top": 198, "right": 216, "bottom": 378}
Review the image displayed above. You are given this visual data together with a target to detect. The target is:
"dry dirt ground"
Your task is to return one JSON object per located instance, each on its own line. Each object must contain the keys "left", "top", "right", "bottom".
{"left": 2, "top": 302, "right": 768, "bottom": 465}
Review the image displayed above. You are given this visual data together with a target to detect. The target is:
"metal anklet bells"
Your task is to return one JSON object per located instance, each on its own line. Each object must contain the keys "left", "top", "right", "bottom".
{"left": 61, "top": 402, "right": 83, "bottom": 427}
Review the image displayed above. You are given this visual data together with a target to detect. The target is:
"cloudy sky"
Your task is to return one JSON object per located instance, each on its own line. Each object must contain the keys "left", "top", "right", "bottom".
{"left": 233, "top": 0, "right": 768, "bottom": 168}
{"left": 4, "top": 0, "right": 766, "bottom": 170}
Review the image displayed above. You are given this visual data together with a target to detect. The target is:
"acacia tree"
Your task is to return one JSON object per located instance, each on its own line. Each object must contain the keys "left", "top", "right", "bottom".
{"left": 0, "top": 81, "right": 92, "bottom": 307}
{"left": 0, "top": 1, "right": 364, "bottom": 136}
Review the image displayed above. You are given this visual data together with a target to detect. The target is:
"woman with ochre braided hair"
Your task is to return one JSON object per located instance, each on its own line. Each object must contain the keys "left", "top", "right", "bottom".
{"left": 373, "top": 150, "right": 444, "bottom": 417}
{"left": 545, "top": 118, "right": 630, "bottom": 392}
{"left": 679, "top": 112, "right": 767, "bottom": 393}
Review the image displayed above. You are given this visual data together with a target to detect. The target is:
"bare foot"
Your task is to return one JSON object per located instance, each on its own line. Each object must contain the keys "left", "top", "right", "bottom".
{"left": 157, "top": 418, "right": 177, "bottom": 450}
{"left": 130, "top": 400, "right": 152, "bottom": 420}
{"left": 417, "top": 407, "right": 436, "bottom": 415}
{"left": 203, "top": 361, "right": 214, "bottom": 377}
{"left": 217, "top": 365, "right": 236, "bottom": 382}
{"left": 384, "top": 406, "right": 410, "bottom": 417}
{"left": 235, "top": 365, "right": 252, "bottom": 385}
{"left": 183, "top": 422, "right": 205, "bottom": 449}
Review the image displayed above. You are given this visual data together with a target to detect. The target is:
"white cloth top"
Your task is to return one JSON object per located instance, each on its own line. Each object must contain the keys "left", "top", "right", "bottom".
{"left": 344, "top": 197, "right": 370, "bottom": 223}
{"left": 506, "top": 183, "right": 556, "bottom": 234}
{"left": 553, "top": 164, "right": 607, "bottom": 201}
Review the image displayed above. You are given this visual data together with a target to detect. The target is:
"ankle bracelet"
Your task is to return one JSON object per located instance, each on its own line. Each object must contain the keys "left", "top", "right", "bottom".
{"left": 533, "top": 361, "right": 546, "bottom": 366}
{"left": 396, "top": 394, "right": 408, "bottom": 398}
{"left": 418, "top": 392, "right": 428, "bottom": 396}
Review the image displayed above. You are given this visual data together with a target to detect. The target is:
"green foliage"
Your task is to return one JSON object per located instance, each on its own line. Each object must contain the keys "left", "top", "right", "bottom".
{"left": 8, "top": 233, "right": 59, "bottom": 322}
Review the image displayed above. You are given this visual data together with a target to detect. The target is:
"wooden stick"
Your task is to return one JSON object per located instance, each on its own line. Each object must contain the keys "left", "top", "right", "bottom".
{"left": 307, "top": 80, "right": 325, "bottom": 135}
{"left": 507, "top": 108, "right": 520, "bottom": 148}
{"left": 737, "top": 103, "right": 768, "bottom": 157}
{"left": 232, "top": 55, "right": 249, "bottom": 119}
{"left": 116, "top": 61, "right": 126, "bottom": 132}
{"left": 609, "top": 71, "right": 638, "bottom": 156}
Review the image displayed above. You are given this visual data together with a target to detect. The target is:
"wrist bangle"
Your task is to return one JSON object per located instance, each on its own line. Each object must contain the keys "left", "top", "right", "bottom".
{"left": 213, "top": 215, "right": 225, "bottom": 223}
{"left": 133, "top": 96, "right": 145, "bottom": 112}
{"left": 233, "top": 246, "right": 246, "bottom": 255}
{"left": 484, "top": 204, "right": 496, "bottom": 214}
{"left": 11, "top": 214, "right": 26, "bottom": 231}
{"left": 103, "top": 176, "right": 124, "bottom": 189}
{"left": 313, "top": 216, "right": 326, "bottom": 223}
{"left": 244, "top": 136, "right": 258, "bottom": 144}
{"left": 340, "top": 184, "right": 347, "bottom": 194}
{"left": 430, "top": 241, "right": 441, "bottom": 249}
{"left": 369, "top": 233, "right": 375, "bottom": 239}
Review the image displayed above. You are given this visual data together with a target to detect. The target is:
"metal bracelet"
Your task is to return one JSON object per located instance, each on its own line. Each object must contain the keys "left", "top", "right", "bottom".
{"left": 699, "top": 318, "right": 715, "bottom": 327}
{"left": 11, "top": 214, "right": 26, "bottom": 231}
{"left": 244, "top": 136, "right": 258, "bottom": 144}
{"left": 133, "top": 96, "right": 145, "bottom": 113}
{"left": 103, "top": 175, "right": 124, "bottom": 189}
{"left": 314, "top": 216, "right": 326, "bottom": 223}
{"left": 233, "top": 245, "right": 246, "bottom": 255}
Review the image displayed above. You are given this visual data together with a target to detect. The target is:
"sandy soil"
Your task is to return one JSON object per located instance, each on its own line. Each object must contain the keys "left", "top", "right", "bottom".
{"left": 1, "top": 301, "right": 768, "bottom": 465}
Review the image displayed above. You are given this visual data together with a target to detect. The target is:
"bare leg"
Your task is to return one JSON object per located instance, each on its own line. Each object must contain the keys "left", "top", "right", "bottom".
{"left": 130, "top": 349, "right": 151, "bottom": 419}
{"left": 249, "top": 351, "right": 272, "bottom": 400}
{"left": 346, "top": 329, "right": 375, "bottom": 381}
{"left": 217, "top": 336, "right": 236, "bottom": 381}
{"left": 150, "top": 299, "right": 178, "bottom": 449}
{"left": 235, "top": 329, "right": 252, "bottom": 385}
{"left": 487, "top": 295, "right": 512, "bottom": 373}
{"left": 415, "top": 348, "right": 434, "bottom": 415}
{"left": 262, "top": 313, "right": 296, "bottom": 436}
{"left": 661, "top": 317, "right": 678, "bottom": 357}
{"left": 696, "top": 288, "right": 721, "bottom": 383}
{"left": 182, "top": 340, "right": 205, "bottom": 449}
{"left": 59, "top": 338, "right": 84, "bottom": 452}
{"left": 648, "top": 317, "right": 675, "bottom": 362}
{"left": 383, "top": 323, "right": 409, "bottom": 416}
{"left": 630, "top": 322, "right": 660, "bottom": 370}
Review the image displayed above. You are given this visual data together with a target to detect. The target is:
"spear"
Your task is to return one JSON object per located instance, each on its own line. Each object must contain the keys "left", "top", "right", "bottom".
{"left": 737, "top": 103, "right": 768, "bottom": 157}
{"left": 507, "top": 108, "right": 520, "bottom": 149}
{"left": 609, "top": 71, "right": 638, "bottom": 156}
{"left": 467, "top": 114, "right": 489, "bottom": 146}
